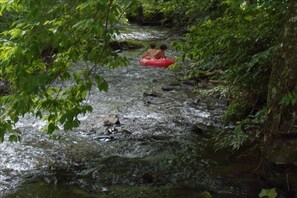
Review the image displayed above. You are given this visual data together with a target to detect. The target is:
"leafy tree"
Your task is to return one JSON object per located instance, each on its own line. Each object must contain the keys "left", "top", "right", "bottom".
{"left": 0, "top": 0, "right": 128, "bottom": 142}
{"left": 128, "top": 0, "right": 221, "bottom": 28}
{"left": 170, "top": 0, "right": 288, "bottom": 149}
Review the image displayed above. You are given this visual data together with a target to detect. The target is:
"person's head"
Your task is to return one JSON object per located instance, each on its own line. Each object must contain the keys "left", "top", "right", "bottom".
{"left": 160, "top": 44, "right": 167, "bottom": 51}
{"left": 150, "top": 43, "right": 156, "bottom": 49}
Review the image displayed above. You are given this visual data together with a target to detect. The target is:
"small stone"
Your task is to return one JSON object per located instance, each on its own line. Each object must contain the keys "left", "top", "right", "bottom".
{"left": 161, "top": 86, "right": 175, "bottom": 91}
{"left": 103, "top": 115, "right": 120, "bottom": 126}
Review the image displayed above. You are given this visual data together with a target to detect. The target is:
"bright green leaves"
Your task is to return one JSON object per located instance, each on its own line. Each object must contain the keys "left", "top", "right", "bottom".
{"left": 0, "top": 45, "right": 19, "bottom": 63}
{"left": 0, "top": 0, "right": 129, "bottom": 138}
{"left": 4, "top": 28, "right": 23, "bottom": 38}
{"left": 0, "top": 119, "right": 21, "bottom": 143}
{"left": 72, "top": 19, "right": 95, "bottom": 32}
{"left": 259, "top": 188, "right": 277, "bottom": 198}
{"left": 0, "top": 0, "right": 22, "bottom": 15}
{"left": 36, "top": 82, "right": 93, "bottom": 134}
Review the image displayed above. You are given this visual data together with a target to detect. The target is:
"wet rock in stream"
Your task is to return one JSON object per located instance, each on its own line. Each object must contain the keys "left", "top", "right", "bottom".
{"left": 93, "top": 135, "right": 115, "bottom": 142}
{"left": 191, "top": 123, "right": 216, "bottom": 139}
{"left": 103, "top": 115, "right": 121, "bottom": 126}
{"left": 143, "top": 90, "right": 160, "bottom": 97}
{"left": 161, "top": 81, "right": 181, "bottom": 91}
{"left": 161, "top": 85, "right": 176, "bottom": 91}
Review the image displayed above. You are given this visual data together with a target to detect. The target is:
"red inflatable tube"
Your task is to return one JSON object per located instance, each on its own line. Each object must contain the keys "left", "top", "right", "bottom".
{"left": 139, "top": 57, "right": 175, "bottom": 68}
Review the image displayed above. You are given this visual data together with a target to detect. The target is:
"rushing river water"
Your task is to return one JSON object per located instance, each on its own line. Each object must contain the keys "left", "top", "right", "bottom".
{"left": 0, "top": 25, "right": 264, "bottom": 198}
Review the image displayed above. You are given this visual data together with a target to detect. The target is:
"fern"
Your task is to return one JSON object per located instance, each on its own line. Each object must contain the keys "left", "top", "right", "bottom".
{"left": 281, "top": 90, "right": 297, "bottom": 106}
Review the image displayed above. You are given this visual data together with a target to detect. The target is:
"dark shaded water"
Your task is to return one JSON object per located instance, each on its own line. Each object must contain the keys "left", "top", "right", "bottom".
{"left": 0, "top": 26, "right": 264, "bottom": 198}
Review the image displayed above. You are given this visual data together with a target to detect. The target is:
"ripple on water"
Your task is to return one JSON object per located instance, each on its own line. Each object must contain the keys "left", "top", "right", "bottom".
{"left": 0, "top": 141, "right": 40, "bottom": 192}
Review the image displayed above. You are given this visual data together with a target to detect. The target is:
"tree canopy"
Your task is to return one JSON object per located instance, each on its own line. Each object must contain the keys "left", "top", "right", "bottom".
{"left": 0, "top": 0, "right": 128, "bottom": 141}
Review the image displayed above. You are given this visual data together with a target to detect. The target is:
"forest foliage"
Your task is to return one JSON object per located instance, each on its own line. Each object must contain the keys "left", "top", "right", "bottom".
{"left": 173, "top": 0, "right": 289, "bottom": 149}
{"left": 0, "top": 0, "right": 128, "bottom": 141}
{"left": 0, "top": 0, "right": 294, "bottom": 150}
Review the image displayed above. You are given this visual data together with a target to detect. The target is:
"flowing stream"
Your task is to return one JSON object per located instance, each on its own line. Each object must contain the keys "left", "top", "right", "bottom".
{"left": 0, "top": 25, "right": 264, "bottom": 198}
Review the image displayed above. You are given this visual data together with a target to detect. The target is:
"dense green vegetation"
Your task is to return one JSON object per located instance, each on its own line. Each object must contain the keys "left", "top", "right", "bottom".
{"left": 0, "top": 0, "right": 129, "bottom": 141}
{"left": 133, "top": 0, "right": 291, "bottom": 150}
{"left": 0, "top": 0, "right": 296, "bottom": 157}
{"left": 1, "top": 0, "right": 297, "bottom": 196}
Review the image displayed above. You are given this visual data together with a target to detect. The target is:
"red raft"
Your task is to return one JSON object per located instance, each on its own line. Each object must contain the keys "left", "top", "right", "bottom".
{"left": 139, "top": 57, "right": 175, "bottom": 68}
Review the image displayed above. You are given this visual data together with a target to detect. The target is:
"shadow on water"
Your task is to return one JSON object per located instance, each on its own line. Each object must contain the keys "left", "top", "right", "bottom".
{"left": 1, "top": 25, "right": 264, "bottom": 198}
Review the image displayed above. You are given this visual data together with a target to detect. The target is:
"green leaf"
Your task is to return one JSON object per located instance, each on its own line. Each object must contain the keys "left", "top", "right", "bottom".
{"left": 48, "top": 123, "right": 58, "bottom": 134}
{"left": 95, "top": 75, "right": 108, "bottom": 92}
{"left": 244, "top": 15, "right": 254, "bottom": 22}
{"left": 259, "top": 188, "right": 277, "bottom": 198}
{"left": 9, "top": 134, "right": 21, "bottom": 142}
{"left": 0, "top": 129, "right": 4, "bottom": 143}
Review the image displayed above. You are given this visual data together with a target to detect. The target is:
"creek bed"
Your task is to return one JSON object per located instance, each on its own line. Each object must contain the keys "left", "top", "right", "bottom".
{"left": 1, "top": 26, "right": 264, "bottom": 198}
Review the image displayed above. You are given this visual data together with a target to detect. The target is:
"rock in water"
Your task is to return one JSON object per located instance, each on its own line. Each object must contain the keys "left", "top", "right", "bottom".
{"left": 103, "top": 115, "right": 120, "bottom": 126}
